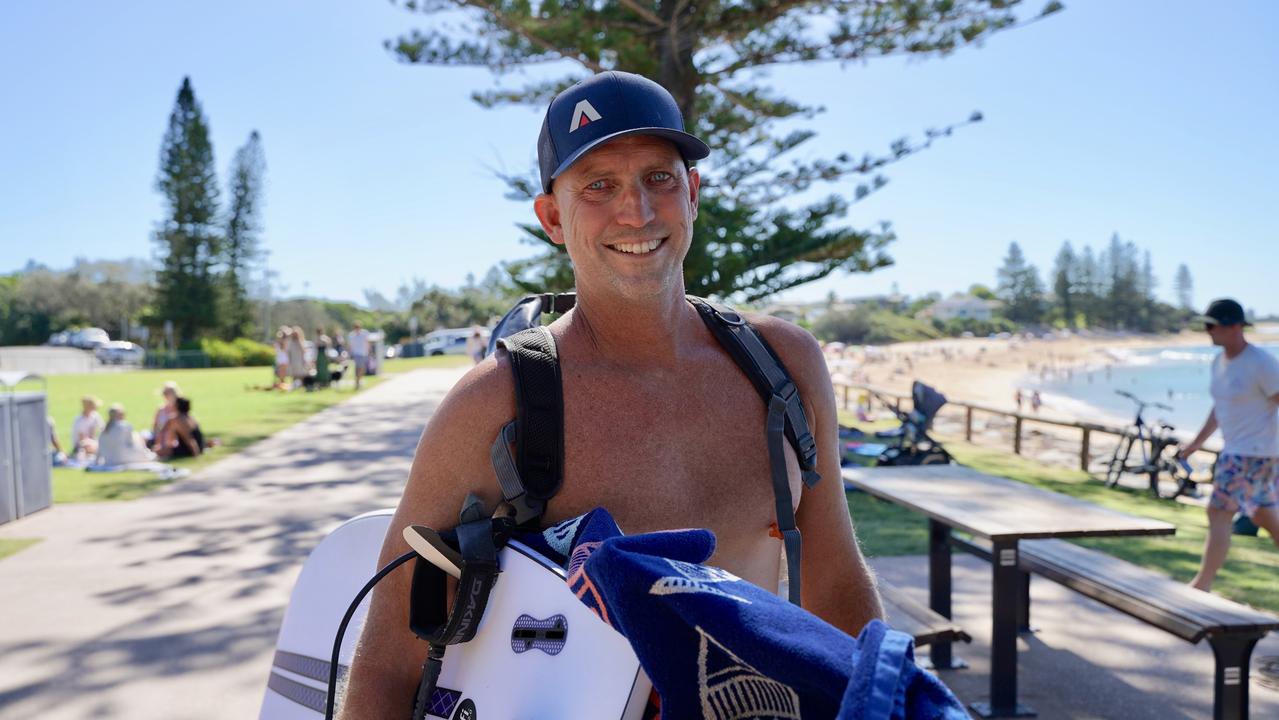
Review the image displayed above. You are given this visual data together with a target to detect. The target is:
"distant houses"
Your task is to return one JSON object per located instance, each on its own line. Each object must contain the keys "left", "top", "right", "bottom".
{"left": 915, "top": 293, "right": 1001, "bottom": 322}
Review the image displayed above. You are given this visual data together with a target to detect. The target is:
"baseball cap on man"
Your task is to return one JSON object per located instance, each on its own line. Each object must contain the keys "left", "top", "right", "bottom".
{"left": 1196, "top": 298, "right": 1251, "bottom": 327}
{"left": 537, "top": 71, "right": 710, "bottom": 193}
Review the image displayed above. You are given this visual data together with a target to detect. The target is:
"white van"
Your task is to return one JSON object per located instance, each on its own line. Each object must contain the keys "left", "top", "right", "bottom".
{"left": 422, "top": 328, "right": 482, "bottom": 356}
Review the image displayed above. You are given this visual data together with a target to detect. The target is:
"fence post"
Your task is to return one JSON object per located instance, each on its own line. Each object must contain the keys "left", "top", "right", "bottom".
{"left": 1080, "top": 427, "right": 1091, "bottom": 472}
{"left": 1013, "top": 416, "right": 1023, "bottom": 455}
{"left": 965, "top": 406, "right": 973, "bottom": 442}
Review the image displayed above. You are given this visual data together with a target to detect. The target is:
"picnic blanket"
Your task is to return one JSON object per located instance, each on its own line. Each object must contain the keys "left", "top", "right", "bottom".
{"left": 85, "top": 462, "right": 189, "bottom": 480}
{"left": 520, "top": 509, "right": 967, "bottom": 720}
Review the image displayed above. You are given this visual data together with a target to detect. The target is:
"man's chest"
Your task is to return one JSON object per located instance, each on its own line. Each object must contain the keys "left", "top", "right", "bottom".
{"left": 546, "top": 361, "right": 788, "bottom": 535}
{"left": 1212, "top": 356, "right": 1258, "bottom": 403}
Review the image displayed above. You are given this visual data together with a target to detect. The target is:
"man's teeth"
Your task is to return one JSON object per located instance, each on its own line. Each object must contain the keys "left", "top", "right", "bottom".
{"left": 611, "top": 238, "right": 662, "bottom": 254}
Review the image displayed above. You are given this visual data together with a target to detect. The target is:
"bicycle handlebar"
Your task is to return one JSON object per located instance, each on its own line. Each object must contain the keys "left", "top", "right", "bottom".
{"left": 1115, "top": 389, "right": 1173, "bottom": 412}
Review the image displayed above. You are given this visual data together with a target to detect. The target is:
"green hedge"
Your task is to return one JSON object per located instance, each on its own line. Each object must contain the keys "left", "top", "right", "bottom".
{"left": 199, "top": 337, "right": 275, "bottom": 367}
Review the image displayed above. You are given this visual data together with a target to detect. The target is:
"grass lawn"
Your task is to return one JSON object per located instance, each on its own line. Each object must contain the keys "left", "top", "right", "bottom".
{"left": 43, "top": 355, "right": 469, "bottom": 503}
{"left": 0, "top": 538, "right": 41, "bottom": 560}
{"left": 840, "top": 413, "right": 1279, "bottom": 613}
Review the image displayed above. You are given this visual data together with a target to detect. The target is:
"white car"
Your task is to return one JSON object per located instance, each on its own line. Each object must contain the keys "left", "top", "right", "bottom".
{"left": 70, "top": 327, "right": 110, "bottom": 349}
{"left": 95, "top": 341, "right": 146, "bottom": 365}
{"left": 422, "top": 328, "right": 483, "bottom": 356}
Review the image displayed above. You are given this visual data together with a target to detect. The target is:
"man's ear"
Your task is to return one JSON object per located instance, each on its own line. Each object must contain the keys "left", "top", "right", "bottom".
{"left": 533, "top": 193, "right": 565, "bottom": 246}
{"left": 687, "top": 167, "right": 701, "bottom": 222}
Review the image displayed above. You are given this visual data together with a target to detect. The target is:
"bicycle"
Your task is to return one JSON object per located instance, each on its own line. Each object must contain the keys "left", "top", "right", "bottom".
{"left": 1103, "top": 390, "right": 1198, "bottom": 499}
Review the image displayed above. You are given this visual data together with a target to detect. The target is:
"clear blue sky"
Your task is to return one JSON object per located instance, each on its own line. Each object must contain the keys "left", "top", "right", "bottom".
{"left": 2, "top": 1, "right": 1276, "bottom": 314}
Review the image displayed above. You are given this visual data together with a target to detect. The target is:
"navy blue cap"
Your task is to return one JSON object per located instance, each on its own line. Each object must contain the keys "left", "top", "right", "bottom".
{"left": 1196, "top": 298, "right": 1251, "bottom": 326}
{"left": 537, "top": 71, "right": 710, "bottom": 193}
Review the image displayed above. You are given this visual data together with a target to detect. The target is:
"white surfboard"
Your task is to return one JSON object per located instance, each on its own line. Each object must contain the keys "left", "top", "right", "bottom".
{"left": 259, "top": 509, "right": 651, "bottom": 720}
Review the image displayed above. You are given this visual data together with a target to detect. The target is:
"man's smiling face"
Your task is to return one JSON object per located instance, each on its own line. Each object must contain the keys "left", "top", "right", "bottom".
{"left": 534, "top": 135, "right": 700, "bottom": 302}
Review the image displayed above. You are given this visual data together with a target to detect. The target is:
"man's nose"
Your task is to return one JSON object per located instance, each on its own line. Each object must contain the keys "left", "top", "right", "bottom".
{"left": 614, "top": 182, "right": 655, "bottom": 227}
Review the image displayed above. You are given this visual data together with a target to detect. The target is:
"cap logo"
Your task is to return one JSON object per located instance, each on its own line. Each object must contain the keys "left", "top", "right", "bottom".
{"left": 569, "top": 100, "right": 602, "bottom": 132}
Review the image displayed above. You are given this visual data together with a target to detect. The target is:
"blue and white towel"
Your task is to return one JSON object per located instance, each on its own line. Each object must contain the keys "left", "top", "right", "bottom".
{"left": 520, "top": 509, "right": 967, "bottom": 720}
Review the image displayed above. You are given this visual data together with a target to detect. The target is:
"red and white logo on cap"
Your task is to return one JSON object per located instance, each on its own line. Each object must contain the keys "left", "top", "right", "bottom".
{"left": 569, "top": 100, "right": 602, "bottom": 132}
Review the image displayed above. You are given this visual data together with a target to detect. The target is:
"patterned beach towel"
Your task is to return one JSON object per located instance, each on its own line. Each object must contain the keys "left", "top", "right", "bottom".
{"left": 519, "top": 509, "right": 966, "bottom": 720}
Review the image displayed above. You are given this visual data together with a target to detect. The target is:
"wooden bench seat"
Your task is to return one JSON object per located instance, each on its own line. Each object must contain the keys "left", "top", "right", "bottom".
{"left": 878, "top": 580, "right": 971, "bottom": 648}
{"left": 952, "top": 534, "right": 1279, "bottom": 719}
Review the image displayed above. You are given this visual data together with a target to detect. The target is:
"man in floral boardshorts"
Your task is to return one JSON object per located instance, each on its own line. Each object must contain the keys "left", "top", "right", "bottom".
{"left": 1179, "top": 298, "right": 1279, "bottom": 591}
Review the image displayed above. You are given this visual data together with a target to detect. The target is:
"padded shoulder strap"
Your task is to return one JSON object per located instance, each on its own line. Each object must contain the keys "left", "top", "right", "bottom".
{"left": 496, "top": 327, "right": 565, "bottom": 514}
{"left": 686, "top": 296, "right": 820, "bottom": 487}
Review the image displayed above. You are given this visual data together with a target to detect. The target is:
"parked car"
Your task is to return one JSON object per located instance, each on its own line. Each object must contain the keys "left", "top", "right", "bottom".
{"left": 95, "top": 341, "right": 146, "bottom": 365}
{"left": 46, "top": 331, "right": 71, "bottom": 346}
{"left": 421, "top": 328, "right": 477, "bottom": 356}
{"left": 69, "top": 327, "right": 110, "bottom": 349}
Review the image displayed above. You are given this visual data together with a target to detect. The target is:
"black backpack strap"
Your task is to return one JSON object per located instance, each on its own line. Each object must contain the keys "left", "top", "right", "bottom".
{"left": 687, "top": 296, "right": 821, "bottom": 487}
{"left": 687, "top": 295, "right": 820, "bottom": 606}
{"left": 494, "top": 326, "right": 565, "bottom": 526}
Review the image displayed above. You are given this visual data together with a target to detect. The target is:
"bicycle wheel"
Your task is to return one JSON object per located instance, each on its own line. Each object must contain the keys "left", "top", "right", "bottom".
{"left": 1104, "top": 432, "right": 1136, "bottom": 488}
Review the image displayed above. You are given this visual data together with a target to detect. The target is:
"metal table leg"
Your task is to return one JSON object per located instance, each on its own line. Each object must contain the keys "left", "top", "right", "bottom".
{"left": 972, "top": 538, "right": 1035, "bottom": 717}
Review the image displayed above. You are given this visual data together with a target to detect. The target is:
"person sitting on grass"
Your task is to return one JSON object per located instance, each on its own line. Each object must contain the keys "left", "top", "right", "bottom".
{"left": 96, "top": 404, "right": 156, "bottom": 466}
{"left": 148, "top": 381, "right": 180, "bottom": 450}
{"left": 70, "top": 395, "right": 104, "bottom": 460}
{"left": 156, "top": 397, "right": 205, "bottom": 459}
{"left": 48, "top": 415, "right": 67, "bottom": 466}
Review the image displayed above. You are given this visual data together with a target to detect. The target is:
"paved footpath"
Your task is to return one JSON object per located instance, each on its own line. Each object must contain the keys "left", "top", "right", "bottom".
{"left": 0, "top": 366, "right": 468, "bottom": 719}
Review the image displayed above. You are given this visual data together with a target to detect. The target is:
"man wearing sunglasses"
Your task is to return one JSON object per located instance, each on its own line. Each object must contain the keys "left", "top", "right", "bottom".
{"left": 1179, "top": 298, "right": 1279, "bottom": 591}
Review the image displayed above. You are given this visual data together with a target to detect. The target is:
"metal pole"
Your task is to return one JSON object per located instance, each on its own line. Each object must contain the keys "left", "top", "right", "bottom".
{"left": 1013, "top": 416, "right": 1023, "bottom": 455}
{"left": 1080, "top": 428, "right": 1091, "bottom": 472}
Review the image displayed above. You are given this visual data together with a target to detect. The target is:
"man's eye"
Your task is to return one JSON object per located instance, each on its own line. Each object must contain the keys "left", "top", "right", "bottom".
{"left": 650, "top": 171, "right": 672, "bottom": 182}
{"left": 586, "top": 180, "right": 607, "bottom": 191}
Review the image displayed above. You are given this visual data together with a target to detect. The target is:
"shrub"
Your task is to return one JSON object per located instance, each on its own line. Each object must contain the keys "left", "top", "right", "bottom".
{"left": 812, "top": 307, "right": 942, "bottom": 345}
{"left": 199, "top": 337, "right": 274, "bottom": 367}
{"left": 232, "top": 337, "right": 275, "bottom": 366}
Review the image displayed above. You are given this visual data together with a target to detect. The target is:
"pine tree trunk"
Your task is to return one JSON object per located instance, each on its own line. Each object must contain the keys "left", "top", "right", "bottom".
{"left": 657, "top": 1, "right": 699, "bottom": 125}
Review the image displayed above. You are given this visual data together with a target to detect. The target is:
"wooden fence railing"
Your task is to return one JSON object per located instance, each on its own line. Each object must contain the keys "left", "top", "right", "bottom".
{"left": 833, "top": 382, "right": 1220, "bottom": 475}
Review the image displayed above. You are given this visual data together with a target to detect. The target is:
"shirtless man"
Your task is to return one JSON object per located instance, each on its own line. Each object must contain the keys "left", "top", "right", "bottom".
{"left": 341, "top": 71, "right": 883, "bottom": 718}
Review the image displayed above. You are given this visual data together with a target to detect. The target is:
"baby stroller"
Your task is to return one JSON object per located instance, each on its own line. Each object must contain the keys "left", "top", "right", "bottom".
{"left": 840, "top": 381, "right": 952, "bottom": 470}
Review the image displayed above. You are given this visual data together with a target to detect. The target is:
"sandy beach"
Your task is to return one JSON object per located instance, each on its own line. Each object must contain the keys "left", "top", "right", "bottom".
{"left": 827, "top": 325, "right": 1279, "bottom": 478}
{"left": 831, "top": 325, "right": 1279, "bottom": 423}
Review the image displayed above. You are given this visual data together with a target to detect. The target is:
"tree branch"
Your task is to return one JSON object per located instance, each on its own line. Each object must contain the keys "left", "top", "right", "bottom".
{"left": 619, "top": 0, "right": 664, "bottom": 27}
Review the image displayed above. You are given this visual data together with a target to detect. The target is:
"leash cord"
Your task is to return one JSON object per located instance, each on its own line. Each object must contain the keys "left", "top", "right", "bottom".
{"left": 324, "top": 550, "right": 417, "bottom": 720}
{"left": 410, "top": 644, "right": 447, "bottom": 720}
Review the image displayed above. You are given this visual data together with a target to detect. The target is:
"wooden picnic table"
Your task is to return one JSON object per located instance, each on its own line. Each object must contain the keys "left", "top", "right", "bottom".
{"left": 843, "top": 464, "right": 1176, "bottom": 718}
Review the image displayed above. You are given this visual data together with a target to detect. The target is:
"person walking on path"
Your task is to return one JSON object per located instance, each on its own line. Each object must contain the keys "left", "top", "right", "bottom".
{"left": 1179, "top": 298, "right": 1279, "bottom": 591}
{"left": 342, "top": 71, "right": 882, "bottom": 719}
{"left": 348, "top": 321, "right": 371, "bottom": 390}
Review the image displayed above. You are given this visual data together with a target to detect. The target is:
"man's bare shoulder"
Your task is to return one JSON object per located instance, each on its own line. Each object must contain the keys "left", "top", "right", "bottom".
{"left": 740, "top": 312, "right": 830, "bottom": 389}
{"left": 435, "top": 353, "right": 517, "bottom": 427}
{"left": 399, "top": 354, "right": 517, "bottom": 526}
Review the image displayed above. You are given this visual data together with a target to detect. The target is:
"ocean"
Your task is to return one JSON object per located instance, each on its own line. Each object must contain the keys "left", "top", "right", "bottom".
{"left": 1031, "top": 341, "right": 1279, "bottom": 439}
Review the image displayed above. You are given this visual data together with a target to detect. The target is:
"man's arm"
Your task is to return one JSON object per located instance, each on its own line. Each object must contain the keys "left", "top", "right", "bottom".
{"left": 339, "top": 358, "right": 515, "bottom": 720}
{"left": 752, "top": 316, "right": 884, "bottom": 636}
{"left": 1179, "top": 409, "right": 1218, "bottom": 458}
